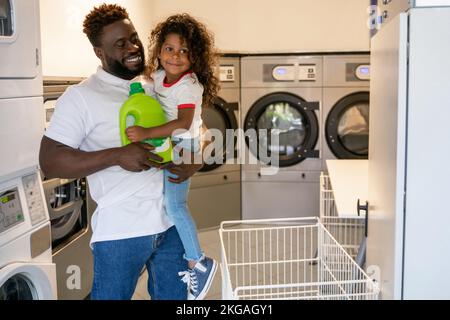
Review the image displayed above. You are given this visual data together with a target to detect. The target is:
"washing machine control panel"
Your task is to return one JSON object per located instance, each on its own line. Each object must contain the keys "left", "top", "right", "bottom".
{"left": 299, "top": 65, "right": 317, "bottom": 81}
{"left": 219, "top": 65, "right": 235, "bottom": 82}
{"left": 272, "top": 64, "right": 317, "bottom": 81}
{"left": 0, "top": 188, "right": 24, "bottom": 233}
{"left": 22, "top": 173, "right": 47, "bottom": 226}
{"left": 355, "top": 64, "right": 371, "bottom": 81}
{"left": 272, "top": 65, "right": 295, "bottom": 81}
{"left": 0, "top": 170, "right": 48, "bottom": 235}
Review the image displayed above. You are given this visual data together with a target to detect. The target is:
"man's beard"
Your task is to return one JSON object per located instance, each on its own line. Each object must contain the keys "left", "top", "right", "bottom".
{"left": 105, "top": 48, "right": 145, "bottom": 80}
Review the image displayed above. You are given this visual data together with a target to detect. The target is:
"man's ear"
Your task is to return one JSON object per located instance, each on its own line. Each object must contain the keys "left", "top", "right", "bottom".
{"left": 94, "top": 47, "right": 103, "bottom": 60}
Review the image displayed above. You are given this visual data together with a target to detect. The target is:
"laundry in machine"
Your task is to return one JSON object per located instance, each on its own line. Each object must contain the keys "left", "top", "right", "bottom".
{"left": 241, "top": 56, "right": 322, "bottom": 220}
{"left": 322, "top": 54, "right": 371, "bottom": 168}
{"left": 41, "top": 78, "right": 95, "bottom": 300}
{"left": 188, "top": 56, "right": 241, "bottom": 229}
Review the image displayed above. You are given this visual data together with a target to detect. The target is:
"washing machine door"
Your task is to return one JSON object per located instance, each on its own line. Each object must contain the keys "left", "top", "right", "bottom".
{"left": 0, "top": 263, "right": 56, "bottom": 300}
{"left": 200, "top": 96, "right": 238, "bottom": 172}
{"left": 42, "top": 178, "right": 87, "bottom": 246}
{"left": 0, "top": 0, "right": 40, "bottom": 79}
{"left": 325, "top": 92, "right": 370, "bottom": 159}
{"left": 244, "top": 92, "right": 319, "bottom": 167}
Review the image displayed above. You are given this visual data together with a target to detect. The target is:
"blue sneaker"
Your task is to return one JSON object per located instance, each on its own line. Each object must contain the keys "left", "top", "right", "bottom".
{"left": 179, "top": 257, "right": 217, "bottom": 300}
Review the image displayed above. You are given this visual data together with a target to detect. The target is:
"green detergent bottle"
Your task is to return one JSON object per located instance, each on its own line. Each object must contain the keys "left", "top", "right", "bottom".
{"left": 119, "top": 82, "right": 173, "bottom": 163}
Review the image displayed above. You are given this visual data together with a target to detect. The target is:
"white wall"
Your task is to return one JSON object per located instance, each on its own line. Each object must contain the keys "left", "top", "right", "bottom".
{"left": 40, "top": 0, "right": 371, "bottom": 77}
{"left": 152, "top": 0, "right": 371, "bottom": 53}
{"left": 40, "top": 0, "right": 154, "bottom": 77}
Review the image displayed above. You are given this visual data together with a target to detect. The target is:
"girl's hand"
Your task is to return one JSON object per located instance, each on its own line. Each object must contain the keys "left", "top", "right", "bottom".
{"left": 126, "top": 126, "right": 147, "bottom": 143}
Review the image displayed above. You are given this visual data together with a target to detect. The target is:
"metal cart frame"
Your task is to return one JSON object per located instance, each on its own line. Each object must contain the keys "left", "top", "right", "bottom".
{"left": 220, "top": 217, "right": 378, "bottom": 300}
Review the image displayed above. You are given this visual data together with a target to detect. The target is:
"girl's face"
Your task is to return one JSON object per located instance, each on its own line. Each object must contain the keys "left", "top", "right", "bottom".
{"left": 158, "top": 33, "right": 192, "bottom": 83}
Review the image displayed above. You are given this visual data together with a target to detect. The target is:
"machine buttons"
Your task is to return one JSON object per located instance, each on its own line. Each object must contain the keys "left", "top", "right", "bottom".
{"left": 22, "top": 173, "right": 47, "bottom": 226}
{"left": 0, "top": 188, "right": 24, "bottom": 233}
{"left": 299, "top": 65, "right": 316, "bottom": 81}
{"left": 220, "top": 66, "right": 235, "bottom": 82}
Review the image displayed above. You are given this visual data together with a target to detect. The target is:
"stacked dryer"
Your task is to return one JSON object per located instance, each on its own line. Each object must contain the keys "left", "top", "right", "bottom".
{"left": 322, "top": 54, "right": 371, "bottom": 167}
{"left": 0, "top": 0, "right": 57, "bottom": 300}
{"left": 188, "top": 56, "right": 241, "bottom": 229}
{"left": 241, "top": 56, "right": 322, "bottom": 220}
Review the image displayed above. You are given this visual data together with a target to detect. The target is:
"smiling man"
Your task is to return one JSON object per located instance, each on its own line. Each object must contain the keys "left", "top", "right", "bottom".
{"left": 38, "top": 4, "right": 199, "bottom": 300}
{"left": 89, "top": 14, "right": 145, "bottom": 80}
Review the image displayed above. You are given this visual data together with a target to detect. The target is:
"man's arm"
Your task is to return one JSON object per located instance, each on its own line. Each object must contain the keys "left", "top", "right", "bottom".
{"left": 39, "top": 136, "right": 162, "bottom": 179}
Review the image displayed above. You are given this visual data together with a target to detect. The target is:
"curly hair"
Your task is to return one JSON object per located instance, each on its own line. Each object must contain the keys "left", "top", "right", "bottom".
{"left": 147, "top": 14, "right": 220, "bottom": 108}
{"left": 83, "top": 4, "right": 130, "bottom": 47}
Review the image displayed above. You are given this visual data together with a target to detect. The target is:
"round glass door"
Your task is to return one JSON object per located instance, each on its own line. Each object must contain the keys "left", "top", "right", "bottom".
{"left": 0, "top": 275, "right": 36, "bottom": 300}
{"left": 0, "top": 0, "right": 13, "bottom": 37}
{"left": 200, "top": 97, "right": 238, "bottom": 172}
{"left": 244, "top": 92, "right": 319, "bottom": 167}
{"left": 42, "top": 178, "right": 87, "bottom": 247}
{"left": 325, "top": 92, "right": 370, "bottom": 159}
{"left": 48, "top": 180, "right": 83, "bottom": 243}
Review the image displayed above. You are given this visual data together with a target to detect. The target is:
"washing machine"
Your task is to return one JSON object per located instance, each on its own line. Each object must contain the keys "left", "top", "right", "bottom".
{"left": 322, "top": 54, "right": 370, "bottom": 168}
{"left": 0, "top": 0, "right": 56, "bottom": 300}
{"left": 41, "top": 78, "right": 94, "bottom": 300}
{"left": 188, "top": 56, "right": 241, "bottom": 229}
{"left": 0, "top": 169, "right": 57, "bottom": 300}
{"left": 241, "top": 56, "right": 322, "bottom": 220}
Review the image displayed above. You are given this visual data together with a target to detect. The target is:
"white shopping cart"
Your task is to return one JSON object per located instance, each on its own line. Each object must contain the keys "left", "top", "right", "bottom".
{"left": 219, "top": 217, "right": 379, "bottom": 300}
{"left": 320, "top": 173, "right": 365, "bottom": 260}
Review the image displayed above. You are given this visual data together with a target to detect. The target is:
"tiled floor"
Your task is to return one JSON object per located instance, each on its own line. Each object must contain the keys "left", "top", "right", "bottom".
{"left": 132, "top": 228, "right": 222, "bottom": 300}
{"left": 131, "top": 223, "right": 366, "bottom": 300}
{"left": 131, "top": 225, "right": 319, "bottom": 300}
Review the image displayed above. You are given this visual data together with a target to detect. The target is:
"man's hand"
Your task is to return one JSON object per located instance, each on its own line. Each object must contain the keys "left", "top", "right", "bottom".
{"left": 116, "top": 142, "right": 163, "bottom": 172}
{"left": 166, "top": 162, "right": 203, "bottom": 184}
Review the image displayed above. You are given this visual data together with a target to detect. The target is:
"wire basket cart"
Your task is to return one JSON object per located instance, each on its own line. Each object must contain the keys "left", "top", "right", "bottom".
{"left": 219, "top": 217, "right": 379, "bottom": 300}
{"left": 320, "top": 173, "right": 365, "bottom": 259}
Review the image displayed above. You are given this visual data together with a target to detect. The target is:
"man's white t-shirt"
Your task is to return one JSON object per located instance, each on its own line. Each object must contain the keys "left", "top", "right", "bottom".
{"left": 45, "top": 67, "right": 173, "bottom": 246}
{"left": 152, "top": 69, "right": 203, "bottom": 139}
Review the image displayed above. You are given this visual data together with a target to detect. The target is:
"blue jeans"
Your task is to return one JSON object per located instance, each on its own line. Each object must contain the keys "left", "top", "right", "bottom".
{"left": 91, "top": 226, "right": 187, "bottom": 300}
{"left": 164, "top": 137, "right": 203, "bottom": 262}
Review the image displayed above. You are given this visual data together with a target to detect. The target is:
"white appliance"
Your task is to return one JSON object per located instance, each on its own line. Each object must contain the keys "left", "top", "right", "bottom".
{"left": 0, "top": 0, "right": 44, "bottom": 177}
{"left": 0, "top": 0, "right": 56, "bottom": 300}
{"left": 0, "top": 169, "right": 57, "bottom": 300}
{"left": 367, "top": 7, "right": 450, "bottom": 299}
{"left": 241, "top": 56, "right": 322, "bottom": 220}
{"left": 373, "top": 0, "right": 450, "bottom": 33}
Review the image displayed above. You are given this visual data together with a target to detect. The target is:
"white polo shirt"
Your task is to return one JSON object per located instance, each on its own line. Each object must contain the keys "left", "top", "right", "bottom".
{"left": 45, "top": 67, "right": 173, "bottom": 246}
{"left": 153, "top": 69, "right": 203, "bottom": 139}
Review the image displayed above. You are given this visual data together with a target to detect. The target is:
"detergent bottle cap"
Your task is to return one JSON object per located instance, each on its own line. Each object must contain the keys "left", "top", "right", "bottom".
{"left": 129, "top": 82, "right": 145, "bottom": 96}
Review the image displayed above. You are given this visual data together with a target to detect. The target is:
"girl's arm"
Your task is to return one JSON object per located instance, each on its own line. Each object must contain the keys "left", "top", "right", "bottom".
{"left": 126, "top": 108, "right": 195, "bottom": 142}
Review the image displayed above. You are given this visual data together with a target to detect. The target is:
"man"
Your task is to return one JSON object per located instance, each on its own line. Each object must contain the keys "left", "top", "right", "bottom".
{"left": 39, "top": 4, "right": 202, "bottom": 300}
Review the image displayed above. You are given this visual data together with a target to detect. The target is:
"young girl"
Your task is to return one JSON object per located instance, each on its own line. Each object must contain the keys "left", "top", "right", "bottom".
{"left": 125, "top": 13, "right": 219, "bottom": 300}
